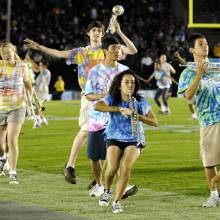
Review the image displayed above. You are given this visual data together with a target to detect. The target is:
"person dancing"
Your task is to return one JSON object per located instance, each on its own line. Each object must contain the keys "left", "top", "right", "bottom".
{"left": 0, "top": 42, "right": 32, "bottom": 184}
{"left": 24, "top": 20, "right": 137, "bottom": 185}
{"left": 95, "top": 70, "right": 158, "bottom": 213}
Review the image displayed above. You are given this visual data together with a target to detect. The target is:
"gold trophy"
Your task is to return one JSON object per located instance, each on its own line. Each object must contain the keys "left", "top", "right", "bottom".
{"left": 106, "top": 5, "right": 124, "bottom": 34}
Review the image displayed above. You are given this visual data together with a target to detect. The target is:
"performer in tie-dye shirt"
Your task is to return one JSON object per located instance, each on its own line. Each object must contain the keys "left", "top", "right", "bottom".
{"left": 85, "top": 36, "right": 128, "bottom": 196}
{"left": 24, "top": 20, "right": 137, "bottom": 185}
{"left": 178, "top": 33, "right": 220, "bottom": 208}
{"left": 95, "top": 70, "right": 157, "bottom": 213}
{"left": 0, "top": 42, "right": 32, "bottom": 184}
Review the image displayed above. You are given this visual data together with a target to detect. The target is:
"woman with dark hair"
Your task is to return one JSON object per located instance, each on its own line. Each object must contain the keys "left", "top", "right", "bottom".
{"left": 95, "top": 69, "right": 158, "bottom": 214}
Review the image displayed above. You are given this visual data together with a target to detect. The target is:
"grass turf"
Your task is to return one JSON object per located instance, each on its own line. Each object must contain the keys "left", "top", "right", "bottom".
{"left": 0, "top": 98, "right": 219, "bottom": 220}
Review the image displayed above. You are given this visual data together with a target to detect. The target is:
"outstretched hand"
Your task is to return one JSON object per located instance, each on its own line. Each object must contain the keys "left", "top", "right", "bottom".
{"left": 24, "top": 38, "right": 41, "bottom": 50}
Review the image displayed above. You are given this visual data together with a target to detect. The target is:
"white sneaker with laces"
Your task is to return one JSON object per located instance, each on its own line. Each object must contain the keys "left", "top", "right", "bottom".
{"left": 9, "top": 174, "right": 19, "bottom": 184}
{"left": 202, "top": 196, "right": 220, "bottom": 208}
{"left": 112, "top": 201, "right": 123, "bottom": 214}
{"left": 89, "top": 184, "right": 104, "bottom": 197}
{"left": 99, "top": 190, "right": 111, "bottom": 206}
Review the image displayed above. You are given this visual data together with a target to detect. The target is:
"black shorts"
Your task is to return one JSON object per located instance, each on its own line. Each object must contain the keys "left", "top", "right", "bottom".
{"left": 87, "top": 129, "right": 106, "bottom": 160}
{"left": 106, "top": 139, "right": 138, "bottom": 152}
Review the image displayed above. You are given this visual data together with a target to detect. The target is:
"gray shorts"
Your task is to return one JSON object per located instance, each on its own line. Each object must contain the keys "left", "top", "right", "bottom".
{"left": 0, "top": 107, "right": 26, "bottom": 126}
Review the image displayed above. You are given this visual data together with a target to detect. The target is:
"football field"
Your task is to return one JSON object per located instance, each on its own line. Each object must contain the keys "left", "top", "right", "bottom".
{"left": 0, "top": 98, "right": 219, "bottom": 220}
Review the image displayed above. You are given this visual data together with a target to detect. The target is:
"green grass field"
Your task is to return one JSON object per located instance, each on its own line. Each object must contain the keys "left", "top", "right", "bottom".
{"left": 0, "top": 98, "right": 220, "bottom": 220}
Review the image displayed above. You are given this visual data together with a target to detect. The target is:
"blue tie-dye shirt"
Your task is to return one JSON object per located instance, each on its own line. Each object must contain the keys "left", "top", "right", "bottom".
{"left": 104, "top": 94, "right": 151, "bottom": 143}
{"left": 85, "top": 63, "right": 129, "bottom": 131}
{"left": 178, "top": 58, "right": 220, "bottom": 127}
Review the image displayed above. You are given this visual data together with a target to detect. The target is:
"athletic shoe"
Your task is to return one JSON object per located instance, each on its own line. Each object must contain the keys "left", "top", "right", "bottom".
{"left": 192, "top": 113, "right": 197, "bottom": 119}
{"left": 0, "top": 159, "right": 7, "bottom": 176}
{"left": 122, "top": 185, "right": 138, "bottom": 200}
{"left": 112, "top": 201, "right": 123, "bottom": 214}
{"left": 64, "top": 166, "right": 76, "bottom": 184}
{"left": 3, "top": 157, "right": 9, "bottom": 171}
{"left": 41, "top": 117, "right": 48, "bottom": 125}
{"left": 9, "top": 174, "right": 19, "bottom": 184}
{"left": 87, "top": 179, "right": 96, "bottom": 190}
{"left": 99, "top": 190, "right": 111, "bottom": 206}
{"left": 202, "top": 196, "right": 220, "bottom": 208}
{"left": 89, "top": 184, "right": 104, "bottom": 197}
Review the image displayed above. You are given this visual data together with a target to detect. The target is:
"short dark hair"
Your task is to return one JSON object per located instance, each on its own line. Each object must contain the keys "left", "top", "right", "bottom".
{"left": 102, "top": 35, "right": 121, "bottom": 50}
{"left": 188, "top": 33, "right": 206, "bottom": 48}
{"left": 86, "top": 20, "right": 105, "bottom": 33}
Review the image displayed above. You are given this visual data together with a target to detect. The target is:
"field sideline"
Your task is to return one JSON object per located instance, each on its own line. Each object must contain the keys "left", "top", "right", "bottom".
{"left": 0, "top": 98, "right": 219, "bottom": 220}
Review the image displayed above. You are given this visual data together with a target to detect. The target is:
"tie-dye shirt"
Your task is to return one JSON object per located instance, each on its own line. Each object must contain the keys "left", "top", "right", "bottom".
{"left": 153, "top": 70, "right": 171, "bottom": 89}
{"left": 104, "top": 95, "right": 151, "bottom": 143}
{"left": 85, "top": 63, "right": 129, "bottom": 131}
{"left": 66, "top": 45, "right": 104, "bottom": 91}
{"left": 0, "top": 61, "right": 28, "bottom": 111}
{"left": 178, "top": 58, "right": 220, "bottom": 127}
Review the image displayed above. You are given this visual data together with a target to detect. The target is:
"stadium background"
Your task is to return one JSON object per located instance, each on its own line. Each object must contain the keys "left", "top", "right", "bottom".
{"left": 1, "top": 0, "right": 220, "bottom": 96}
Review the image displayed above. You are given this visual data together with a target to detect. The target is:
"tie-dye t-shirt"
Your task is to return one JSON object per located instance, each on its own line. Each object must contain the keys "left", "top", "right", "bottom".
{"left": 85, "top": 63, "right": 129, "bottom": 131}
{"left": 153, "top": 70, "right": 171, "bottom": 89}
{"left": 178, "top": 58, "right": 220, "bottom": 127}
{"left": 0, "top": 61, "right": 28, "bottom": 111}
{"left": 104, "top": 94, "right": 151, "bottom": 143}
{"left": 66, "top": 45, "right": 104, "bottom": 91}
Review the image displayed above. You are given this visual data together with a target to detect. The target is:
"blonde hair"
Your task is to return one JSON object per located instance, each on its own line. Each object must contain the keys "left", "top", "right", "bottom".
{"left": 0, "top": 42, "right": 21, "bottom": 63}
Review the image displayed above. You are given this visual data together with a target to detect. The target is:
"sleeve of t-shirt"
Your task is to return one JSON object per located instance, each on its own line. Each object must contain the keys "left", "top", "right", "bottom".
{"left": 104, "top": 95, "right": 113, "bottom": 105}
{"left": 178, "top": 68, "right": 195, "bottom": 94}
{"left": 66, "top": 47, "right": 84, "bottom": 65}
{"left": 138, "top": 97, "right": 151, "bottom": 116}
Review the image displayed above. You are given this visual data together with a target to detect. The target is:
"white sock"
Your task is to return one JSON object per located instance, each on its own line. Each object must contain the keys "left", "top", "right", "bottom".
{"left": 9, "top": 170, "right": 17, "bottom": 175}
{"left": 161, "top": 105, "right": 166, "bottom": 112}
{"left": 66, "top": 165, "right": 74, "bottom": 169}
{"left": 211, "top": 190, "right": 218, "bottom": 197}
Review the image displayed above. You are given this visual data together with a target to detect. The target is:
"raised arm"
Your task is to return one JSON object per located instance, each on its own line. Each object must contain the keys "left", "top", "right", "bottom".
{"left": 95, "top": 100, "right": 120, "bottom": 112}
{"left": 24, "top": 38, "right": 71, "bottom": 59}
{"left": 114, "top": 21, "right": 137, "bottom": 55}
{"left": 185, "top": 61, "right": 207, "bottom": 100}
{"left": 174, "top": 51, "right": 187, "bottom": 65}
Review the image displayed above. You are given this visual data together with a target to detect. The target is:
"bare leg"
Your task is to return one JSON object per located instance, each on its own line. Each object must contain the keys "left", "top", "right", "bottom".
{"left": 105, "top": 146, "right": 122, "bottom": 190}
{"left": 211, "top": 171, "right": 220, "bottom": 190}
{"left": 205, "top": 167, "right": 217, "bottom": 190}
{"left": 7, "top": 123, "right": 22, "bottom": 171}
{"left": 91, "top": 160, "right": 102, "bottom": 185}
{"left": 114, "top": 146, "right": 140, "bottom": 202}
{"left": 0, "top": 125, "right": 7, "bottom": 157}
{"left": 66, "top": 131, "right": 88, "bottom": 167}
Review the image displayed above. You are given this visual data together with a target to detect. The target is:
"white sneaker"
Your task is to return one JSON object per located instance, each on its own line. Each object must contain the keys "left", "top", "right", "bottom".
{"left": 112, "top": 201, "right": 123, "bottom": 214}
{"left": 9, "top": 174, "right": 19, "bottom": 184}
{"left": 122, "top": 185, "right": 138, "bottom": 199}
{"left": 3, "top": 158, "right": 9, "bottom": 171}
{"left": 192, "top": 113, "right": 197, "bottom": 119}
{"left": 202, "top": 196, "right": 220, "bottom": 208}
{"left": 41, "top": 117, "right": 48, "bottom": 125}
{"left": 89, "top": 184, "right": 104, "bottom": 197}
{"left": 99, "top": 190, "right": 111, "bottom": 206}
